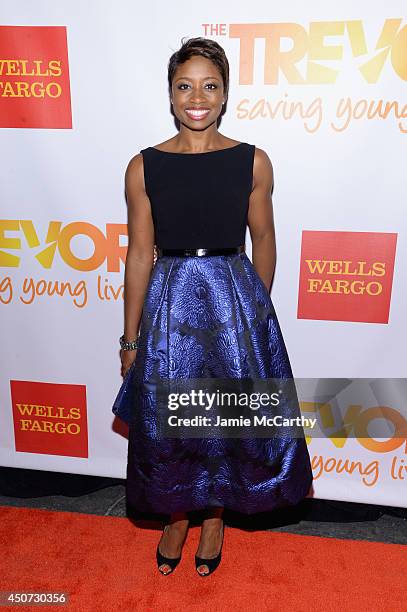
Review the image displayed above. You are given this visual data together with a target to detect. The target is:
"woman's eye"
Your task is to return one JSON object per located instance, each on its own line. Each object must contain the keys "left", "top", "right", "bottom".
{"left": 177, "top": 83, "right": 217, "bottom": 90}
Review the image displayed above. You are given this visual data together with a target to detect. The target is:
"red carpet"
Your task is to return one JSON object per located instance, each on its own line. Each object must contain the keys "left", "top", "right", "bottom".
{"left": 0, "top": 506, "right": 405, "bottom": 611}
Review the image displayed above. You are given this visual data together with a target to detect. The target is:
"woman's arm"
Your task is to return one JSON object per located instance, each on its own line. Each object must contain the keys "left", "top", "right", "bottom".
{"left": 123, "top": 153, "right": 155, "bottom": 342}
{"left": 247, "top": 147, "right": 276, "bottom": 293}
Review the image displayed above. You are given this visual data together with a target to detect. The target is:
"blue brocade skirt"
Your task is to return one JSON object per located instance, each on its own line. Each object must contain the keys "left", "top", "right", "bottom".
{"left": 112, "top": 252, "right": 313, "bottom": 514}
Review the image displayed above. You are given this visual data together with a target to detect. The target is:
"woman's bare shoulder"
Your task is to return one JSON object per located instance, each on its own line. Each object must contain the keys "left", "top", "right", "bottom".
{"left": 253, "top": 146, "right": 272, "bottom": 163}
{"left": 123, "top": 154, "right": 147, "bottom": 197}
{"left": 125, "top": 152, "right": 144, "bottom": 176}
{"left": 253, "top": 146, "right": 273, "bottom": 171}
{"left": 252, "top": 146, "right": 274, "bottom": 188}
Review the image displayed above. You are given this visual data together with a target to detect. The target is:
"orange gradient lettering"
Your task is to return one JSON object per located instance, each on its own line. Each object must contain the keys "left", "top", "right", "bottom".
{"left": 229, "top": 19, "right": 407, "bottom": 84}
{"left": 0, "top": 220, "right": 128, "bottom": 271}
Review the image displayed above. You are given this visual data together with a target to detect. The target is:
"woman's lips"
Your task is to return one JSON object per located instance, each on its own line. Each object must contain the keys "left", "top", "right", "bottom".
{"left": 185, "top": 108, "right": 211, "bottom": 121}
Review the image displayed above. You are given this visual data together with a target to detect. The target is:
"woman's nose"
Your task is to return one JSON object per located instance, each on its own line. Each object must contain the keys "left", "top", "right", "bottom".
{"left": 188, "top": 91, "right": 207, "bottom": 103}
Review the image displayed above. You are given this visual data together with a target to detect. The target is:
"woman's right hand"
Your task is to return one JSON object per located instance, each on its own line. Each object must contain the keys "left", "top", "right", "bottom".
{"left": 120, "top": 349, "right": 137, "bottom": 378}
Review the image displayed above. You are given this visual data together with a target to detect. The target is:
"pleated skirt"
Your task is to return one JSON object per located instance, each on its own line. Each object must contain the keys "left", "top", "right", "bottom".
{"left": 112, "top": 251, "right": 313, "bottom": 514}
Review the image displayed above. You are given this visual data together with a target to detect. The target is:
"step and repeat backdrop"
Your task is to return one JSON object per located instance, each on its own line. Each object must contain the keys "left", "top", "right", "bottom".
{"left": 1, "top": 1, "right": 406, "bottom": 508}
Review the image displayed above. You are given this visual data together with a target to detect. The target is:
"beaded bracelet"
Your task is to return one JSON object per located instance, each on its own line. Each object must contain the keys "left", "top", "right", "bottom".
{"left": 119, "top": 333, "right": 140, "bottom": 351}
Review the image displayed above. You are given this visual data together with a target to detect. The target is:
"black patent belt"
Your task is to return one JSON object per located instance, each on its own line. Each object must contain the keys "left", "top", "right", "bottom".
{"left": 157, "top": 245, "right": 245, "bottom": 257}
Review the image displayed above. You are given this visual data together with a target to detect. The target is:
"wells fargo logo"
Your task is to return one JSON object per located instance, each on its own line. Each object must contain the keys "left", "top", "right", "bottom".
{"left": 10, "top": 380, "right": 88, "bottom": 457}
{"left": 0, "top": 25, "right": 72, "bottom": 128}
{"left": 297, "top": 231, "right": 397, "bottom": 323}
{"left": 227, "top": 18, "right": 407, "bottom": 83}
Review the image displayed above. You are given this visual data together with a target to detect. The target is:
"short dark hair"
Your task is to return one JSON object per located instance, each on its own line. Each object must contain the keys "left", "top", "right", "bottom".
{"left": 167, "top": 37, "right": 229, "bottom": 102}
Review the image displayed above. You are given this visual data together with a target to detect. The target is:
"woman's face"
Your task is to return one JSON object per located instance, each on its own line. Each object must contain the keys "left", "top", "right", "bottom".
{"left": 171, "top": 55, "right": 225, "bottom": 129}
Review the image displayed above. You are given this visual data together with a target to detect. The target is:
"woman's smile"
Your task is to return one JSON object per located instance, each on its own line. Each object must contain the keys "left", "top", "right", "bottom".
{"left": 184, "top": 108, "right": 211, "bottom": 121}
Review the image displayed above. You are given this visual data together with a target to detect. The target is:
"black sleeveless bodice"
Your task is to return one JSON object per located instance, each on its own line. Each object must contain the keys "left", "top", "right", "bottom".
{"left": 140, "top": 142, "right": 255, "bottom": 249}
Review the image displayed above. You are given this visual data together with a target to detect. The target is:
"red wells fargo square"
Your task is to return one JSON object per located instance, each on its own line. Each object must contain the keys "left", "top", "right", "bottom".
{"left": 0, "top": 25, "right": 72, "bottom": 128}
{"left": 297, "top": 230, "right": 397, "bottom": 323}
{"left": 10, "top": 380, "right": 88, "bottom": 457}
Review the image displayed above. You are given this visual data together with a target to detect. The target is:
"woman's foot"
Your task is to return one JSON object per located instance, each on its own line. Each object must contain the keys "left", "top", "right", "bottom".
{"left": 195, "top": 510, "right": 224, "bottom": 576}
{"left": 157, "top": 514, "right": 189, "bottom": 575}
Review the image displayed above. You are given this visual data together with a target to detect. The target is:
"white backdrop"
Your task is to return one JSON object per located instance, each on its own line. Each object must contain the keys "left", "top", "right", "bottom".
{"left": 1, "top": 1, "right": 406, "bottom": 508}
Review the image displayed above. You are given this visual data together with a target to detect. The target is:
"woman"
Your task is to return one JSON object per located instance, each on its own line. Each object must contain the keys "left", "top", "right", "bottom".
{"left": 112, "top": 36, "right": 313, "bottom": 576}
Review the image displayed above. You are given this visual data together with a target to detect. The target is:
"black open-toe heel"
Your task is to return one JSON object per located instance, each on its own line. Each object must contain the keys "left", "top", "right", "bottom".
{"left": 195, "top": 522, "right": 224, "bottom": 577}
{"left": 156, "top": 524, "right": 182, "bottom": 575}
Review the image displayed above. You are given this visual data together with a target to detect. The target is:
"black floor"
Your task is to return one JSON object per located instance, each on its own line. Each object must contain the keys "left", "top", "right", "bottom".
{"left": 1, "top": 467, "right": 406, "bottom": 545}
